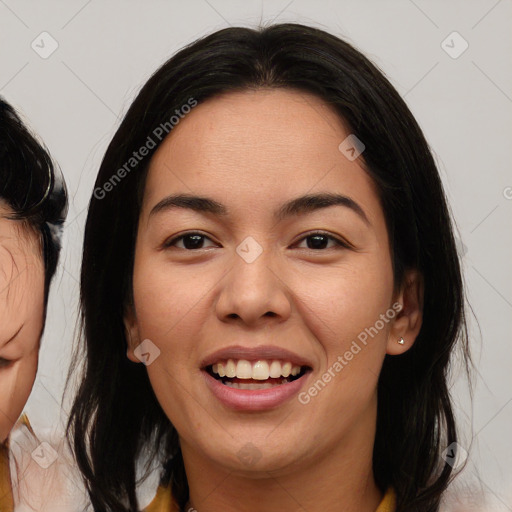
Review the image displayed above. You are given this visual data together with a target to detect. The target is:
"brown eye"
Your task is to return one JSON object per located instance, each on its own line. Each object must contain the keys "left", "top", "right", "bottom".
{"left": 295, "top": 232, "right": 350, "bottom": 250}
{"left": 163, "top": 232, "right": 217, "bottom": 250}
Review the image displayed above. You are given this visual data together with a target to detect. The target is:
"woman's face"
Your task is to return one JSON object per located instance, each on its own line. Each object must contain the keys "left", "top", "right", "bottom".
{"left": 0, "top": 201, "right": 45, "bottom": 443}
{"left": 125, "top": 88, "right": 421, "bottom": 476}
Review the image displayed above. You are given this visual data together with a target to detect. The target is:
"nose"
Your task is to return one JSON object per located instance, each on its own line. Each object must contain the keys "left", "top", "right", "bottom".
{"left": 215, "top": 246, "right": 292, "bottom": 327}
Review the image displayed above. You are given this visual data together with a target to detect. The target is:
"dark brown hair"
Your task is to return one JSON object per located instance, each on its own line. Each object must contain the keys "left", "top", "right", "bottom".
{"left": 0, "top": 97, "right": 68, "bottom": 305}
{"left": 67, "top": 23, "right": 471, "bottom": 512}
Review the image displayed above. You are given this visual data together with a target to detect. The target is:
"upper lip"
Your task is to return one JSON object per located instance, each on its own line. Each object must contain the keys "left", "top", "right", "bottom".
{"left": 200, "top": 345, "right": 313, "bottom": 369}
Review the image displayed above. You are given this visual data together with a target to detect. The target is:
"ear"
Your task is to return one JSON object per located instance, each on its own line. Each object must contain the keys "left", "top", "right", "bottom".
{"left": 124, "top": 302, "right": 141, "bottom": 363}
{"left": 386, "top": 268, "right": 424, "bottom": 355}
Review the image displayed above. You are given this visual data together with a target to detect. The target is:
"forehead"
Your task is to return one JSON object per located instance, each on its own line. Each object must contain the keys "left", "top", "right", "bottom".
{"left": 0, "top": 203, "right": 36, "bottom": 244}
{"left": 0, "top": 201, "right": 42, "bottom": 279}
{"left": 0, "top": 218, "right": 34, "bottom": 282}
{"left": 143, "top": 88, "right": 381, "bottom": 225}
{"left": 0, "top": 210, "right": 44, "bottom": 345}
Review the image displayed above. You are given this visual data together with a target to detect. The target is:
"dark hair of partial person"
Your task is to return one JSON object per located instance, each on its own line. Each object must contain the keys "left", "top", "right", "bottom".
{"left": 66, "top": 22, "right": 472, "bottom": 512}
{"left": 0, "top": 97, "right": 68, "bottom": 307}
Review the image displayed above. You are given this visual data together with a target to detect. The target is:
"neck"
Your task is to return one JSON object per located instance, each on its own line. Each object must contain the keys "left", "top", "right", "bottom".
{"left": 181, "top": 403, "right": 382, "bottom": 512}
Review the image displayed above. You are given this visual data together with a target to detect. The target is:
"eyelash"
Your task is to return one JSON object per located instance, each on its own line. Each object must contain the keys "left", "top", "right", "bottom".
{"left": 163, "top": 231, "right": 351, "bottom": 251}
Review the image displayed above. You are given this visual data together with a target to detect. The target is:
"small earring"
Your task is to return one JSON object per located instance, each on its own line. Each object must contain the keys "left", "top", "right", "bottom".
{"left": 397, "top": 337, "right": 405, "bottom": 345}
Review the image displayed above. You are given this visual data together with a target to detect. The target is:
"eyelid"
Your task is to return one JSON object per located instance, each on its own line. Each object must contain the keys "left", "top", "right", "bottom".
{"left": 162, "top": 231, "right": 218, "bottom": 249}
{"left": 0, "top": 357, "right": 13, "bottom": 369}
{"left": 294, "top": 230, "right": 353, "bottom": 249}
{"left": 1, "top": 324, "right": 23, "bottom": 346}
{"left": 163, "top": 230, "right": 352, "bottom": 250}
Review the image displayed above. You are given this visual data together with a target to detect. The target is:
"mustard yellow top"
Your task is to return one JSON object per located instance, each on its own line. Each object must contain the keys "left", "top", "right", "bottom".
{"left": 3, "top": 419, "right": 395, "bottom": 512}
{"left": 0, "top": 441, "right": 14, "bottom": 512}
{"left": 0, "top": 414, "right": 34, "bottom": 512}
{"left": 144, "top": 484, "right": 396, "bottom": 512}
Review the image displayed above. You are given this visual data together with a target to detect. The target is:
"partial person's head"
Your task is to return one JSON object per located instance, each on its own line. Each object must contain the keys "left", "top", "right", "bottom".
{"left": 69, "top": 23, "right": 469, "bottom": 512}
{"left": 0, "top": 98, "right": 68, "bottom": 442}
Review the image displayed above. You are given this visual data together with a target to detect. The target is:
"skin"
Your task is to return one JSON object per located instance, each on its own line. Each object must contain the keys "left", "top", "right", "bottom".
{"left": 0, "top": 202, "right": 86, "bottom": 511}
{"left": 0, "top": 201, "right": 45, "bottom": 444}
{"left": 124, "top": 88, "right": 423, "bottom": 512}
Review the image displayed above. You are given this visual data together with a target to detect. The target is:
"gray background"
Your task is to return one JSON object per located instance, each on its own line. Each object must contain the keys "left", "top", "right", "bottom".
{"left": 1, "top": 0, "right": 511, "bottom": 510}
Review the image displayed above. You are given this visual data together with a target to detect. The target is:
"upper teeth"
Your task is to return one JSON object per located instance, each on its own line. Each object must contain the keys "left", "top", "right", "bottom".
{"left": 211, "top": 360, "right": 302, "bottom": 380}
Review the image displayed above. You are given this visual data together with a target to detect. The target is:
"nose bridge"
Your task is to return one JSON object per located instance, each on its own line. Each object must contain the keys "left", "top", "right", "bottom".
{"left": 216, "top": 237, "right": 291, "bottom": 324}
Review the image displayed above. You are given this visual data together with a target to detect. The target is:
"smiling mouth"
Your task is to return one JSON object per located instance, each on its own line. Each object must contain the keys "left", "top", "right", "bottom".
{"left": 205, "top": 359, "right": 311, "bottom": 390}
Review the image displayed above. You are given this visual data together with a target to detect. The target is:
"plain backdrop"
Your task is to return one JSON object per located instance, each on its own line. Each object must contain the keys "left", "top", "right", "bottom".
{"left": 1, "top": 1, "right": 511, "bottom": 510}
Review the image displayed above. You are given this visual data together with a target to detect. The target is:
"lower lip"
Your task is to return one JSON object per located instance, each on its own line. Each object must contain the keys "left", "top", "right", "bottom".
{"left": 202, "top": 370, "right": 310, "bottom": 411}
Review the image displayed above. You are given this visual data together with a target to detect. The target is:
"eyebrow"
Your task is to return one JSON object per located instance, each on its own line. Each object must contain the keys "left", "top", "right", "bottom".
{"left": 149, "top": 192, "right": 370, "bottom": 226}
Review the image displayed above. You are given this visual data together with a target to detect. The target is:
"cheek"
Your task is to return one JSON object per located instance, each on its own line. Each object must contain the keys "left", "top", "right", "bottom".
{"left": 132, "top": 253, "right": 216, "bottom": 351}
{"left": 132, "top": 245, "right": 394, "bottom": 361}
{"left": 294, "top": 255, "right": 394, "bottom": 354}
{"left": 0, "top": 353, "right": 38, "bottom": 442}
{"left": 294, "top": 256, "right": 394, "bottom": 423}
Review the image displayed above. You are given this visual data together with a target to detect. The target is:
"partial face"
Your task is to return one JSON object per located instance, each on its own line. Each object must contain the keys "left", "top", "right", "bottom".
{"left": 125, "top": 89, "right": 418, "bottom": 475}
{"left": 0, "top": 201, "right": 45, "bottom": 443}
